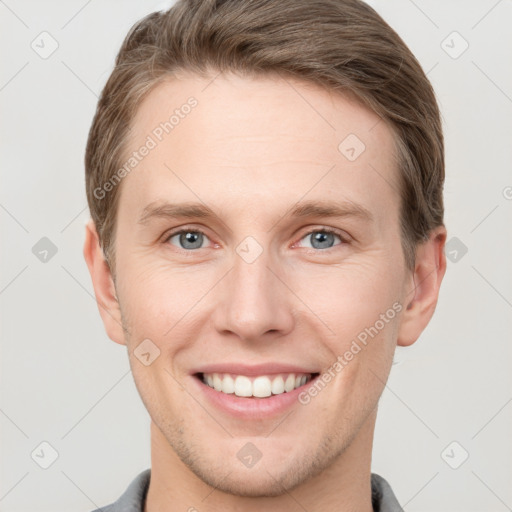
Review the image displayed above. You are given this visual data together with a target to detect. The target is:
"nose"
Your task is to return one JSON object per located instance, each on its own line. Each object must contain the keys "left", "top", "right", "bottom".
{"left": 212, "top": 245, "right": 295, "bottom": 343}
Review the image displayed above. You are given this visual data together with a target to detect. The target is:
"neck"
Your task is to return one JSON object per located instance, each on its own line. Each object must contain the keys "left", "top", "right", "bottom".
{"left": 144, "top": 409, "right": 377, "bottom": 512}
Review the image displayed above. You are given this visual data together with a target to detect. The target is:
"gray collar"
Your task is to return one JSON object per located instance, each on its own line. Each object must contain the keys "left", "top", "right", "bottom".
{"left": 91, "top": 469, "right": 403, "bottom": 512}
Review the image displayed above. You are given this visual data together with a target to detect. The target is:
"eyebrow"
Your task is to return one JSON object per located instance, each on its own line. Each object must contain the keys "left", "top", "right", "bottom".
{"left": 137, "top": 199, "right": 373, "bottom": 226}
{"left": 138, "top": 202, "right": 215, "bottom": 225}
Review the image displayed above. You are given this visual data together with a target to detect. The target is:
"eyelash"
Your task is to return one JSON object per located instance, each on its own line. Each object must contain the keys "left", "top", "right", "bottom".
{"left": 162, "top": 226, "right": 349, "bottom": 252}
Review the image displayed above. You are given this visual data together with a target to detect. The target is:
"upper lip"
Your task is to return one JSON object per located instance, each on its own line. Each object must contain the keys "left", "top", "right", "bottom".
{"left": 191, "top": 362, "right": 320, "bottom": 377}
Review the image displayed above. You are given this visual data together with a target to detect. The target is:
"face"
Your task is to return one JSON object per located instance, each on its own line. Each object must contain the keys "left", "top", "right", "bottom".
{"left": 102, "top": 72, "right": 416, "bottom": 495}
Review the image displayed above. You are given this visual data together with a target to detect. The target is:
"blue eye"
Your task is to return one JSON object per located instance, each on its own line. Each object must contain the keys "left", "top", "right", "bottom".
{"left": 299, "top": 229, "right": 343, "bottom": 250}
{"left": 164, "top": 227, "right": 346, "bottom": 252}
{"left": 167, "top": 230, "right": 208, "bottom": 250}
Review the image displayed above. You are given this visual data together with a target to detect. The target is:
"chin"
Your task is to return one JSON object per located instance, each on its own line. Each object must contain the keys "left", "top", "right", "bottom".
{"left": 172, "top": 433, "right": 337, "bottom": 498}
{"left": 189, "top": 462, "right": 309, "bottom": 498}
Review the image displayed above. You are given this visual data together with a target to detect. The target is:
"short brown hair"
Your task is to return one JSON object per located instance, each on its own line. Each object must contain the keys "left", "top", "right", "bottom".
{"left": 85, "top": 0, "right": 444, "bottom": 276}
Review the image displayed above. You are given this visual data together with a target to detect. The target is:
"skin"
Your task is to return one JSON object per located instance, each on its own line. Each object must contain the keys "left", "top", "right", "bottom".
{"left": 84, "top": 71, "right": 446, "bottom": 512}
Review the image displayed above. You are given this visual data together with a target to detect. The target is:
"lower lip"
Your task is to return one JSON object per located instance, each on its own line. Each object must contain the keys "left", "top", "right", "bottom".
{"left": 191, "top": 374, "right": 319, "bottom": 419}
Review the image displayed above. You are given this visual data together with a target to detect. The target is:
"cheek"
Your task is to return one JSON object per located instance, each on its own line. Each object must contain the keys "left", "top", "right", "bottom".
{"left": 290, "top": 257, "right": 403, "bottom": 338}
{"left": 291, "top": 257, "right": 402, "bottom": 407}
{"left": 128, "top": 355, "right": 197, "bottom": 430}
{"left": 116, "top": 261, "right": 224, "bottom": 380}
{"left": 118, "top": 243, "right": 404, "bottom": 356}
{"left": 117, "top": 260, "right": 209, "bottom": 329}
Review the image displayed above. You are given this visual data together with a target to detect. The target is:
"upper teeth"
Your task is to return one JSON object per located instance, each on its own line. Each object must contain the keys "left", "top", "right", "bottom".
{"left": 202, "top": 373, "right": 311, "bottom": 397}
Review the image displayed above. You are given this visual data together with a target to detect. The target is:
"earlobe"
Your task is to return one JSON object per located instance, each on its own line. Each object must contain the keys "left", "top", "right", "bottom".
{"left": 397, "top": 226, "right": 447, "bottom": 347}
{"left": 83, "top": 219, "right": 127, "bottom": 346}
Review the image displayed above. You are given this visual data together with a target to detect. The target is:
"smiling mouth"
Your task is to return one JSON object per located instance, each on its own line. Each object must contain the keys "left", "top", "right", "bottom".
{"left": 195, "top": 372, "right": 320, "bottom": 398}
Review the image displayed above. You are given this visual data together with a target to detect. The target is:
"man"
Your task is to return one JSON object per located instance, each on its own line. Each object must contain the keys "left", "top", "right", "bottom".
{"left": 83, "top": 0, "right": 447, "bottom": 510}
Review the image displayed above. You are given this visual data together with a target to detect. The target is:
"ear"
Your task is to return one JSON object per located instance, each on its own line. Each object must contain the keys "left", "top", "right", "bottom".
{"left": 397, "top": 225, "right": 447, "bottom": 347}
{"left": 83, "top": 218, "right": 126, "bottom": 345}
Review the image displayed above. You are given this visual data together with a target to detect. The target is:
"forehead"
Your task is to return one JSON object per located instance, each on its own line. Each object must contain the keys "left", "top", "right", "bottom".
{"left": 120, "top": 72, "right": 400, "bottom": 230}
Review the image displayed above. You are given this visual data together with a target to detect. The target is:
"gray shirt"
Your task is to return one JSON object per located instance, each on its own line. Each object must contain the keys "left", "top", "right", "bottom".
{"left": 90, "top": 469, "right": 403, "bottom": 511}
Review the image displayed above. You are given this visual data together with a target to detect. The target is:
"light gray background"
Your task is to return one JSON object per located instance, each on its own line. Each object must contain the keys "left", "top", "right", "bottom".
{"left": 1, "top": 1, "right": 511, "bottom": 510}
